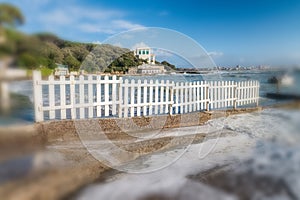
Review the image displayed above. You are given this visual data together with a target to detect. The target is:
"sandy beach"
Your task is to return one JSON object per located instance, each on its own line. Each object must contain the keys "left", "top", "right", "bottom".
{"left": 1, "top": 102, "right": 299, "bottom": 200}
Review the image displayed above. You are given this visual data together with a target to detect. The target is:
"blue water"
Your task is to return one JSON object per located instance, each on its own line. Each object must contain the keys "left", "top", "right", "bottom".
{"left": 2, "top": 69, "right": 300, "bottom": 125}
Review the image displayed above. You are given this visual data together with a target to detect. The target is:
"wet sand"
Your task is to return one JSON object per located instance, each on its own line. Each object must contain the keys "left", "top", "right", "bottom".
{"left": 188, "top": 162, "right": 298, "bottom": 200}
{"left": 0, "top": 103, "right": 298, "bottom": 200}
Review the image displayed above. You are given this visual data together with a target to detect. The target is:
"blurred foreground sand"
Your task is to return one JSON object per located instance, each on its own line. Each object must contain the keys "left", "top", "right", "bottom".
{"left": 0, "top": 103, "right": 298, "bottom": 200}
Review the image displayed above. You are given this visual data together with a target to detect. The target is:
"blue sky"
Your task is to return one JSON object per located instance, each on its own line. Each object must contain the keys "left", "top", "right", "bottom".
{"left": 2, "top": 0, "right": 300, "bottom": 67}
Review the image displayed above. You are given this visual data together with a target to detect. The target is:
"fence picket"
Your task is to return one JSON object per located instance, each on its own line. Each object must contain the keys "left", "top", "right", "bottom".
{"left": 137, "top": 79, "right": 142, "bottom": 116}
{"left": 79, "top": 75, "right": 85, "bottom": 119}
{"left": 60, "top": 76, "right": 66, "bottom": 119}
{"left": 70, "top": 75, "right": 76, "bottom": 119}
{"left": 229, "top": 81, "right": 235, "bottom": 108}
{"left": 118, "top": 77, "right": 123, "bottom": 118}
{"left": 48, "top": 75, "right": 56, "bottom": 120}
{"left": 154, "top": 80, "right": 159, "bottom": 114}
{"left": 33, "top": 71, "right": 43, "bottom": 122}
{"left": 200, "top": 81, "right": 203, "bottom": 110}
{"left": 256, "top": 81, "right": 259, "bottom": 106}
{"left": 187, "top": 82, "right": 192, "bottom": 112}
{"left": 104, "top": 76, "right": 109, "bottom": 116}
{"left": 179, "top": 82, "right": 183, "bottom": 113}
{"left": 160, "top": 80, "right": 165, "bottom": 114}
{"left": 88, "top": 75, "right": 93, "bottom": 118}
{"left": 96, "top": 75, "right": 102, "bottom": 117}
{"left": 175, "top": 82, "right": 179, "bottom": 114}
{"left": 112, "top": 75, "right": 117, "bottom": 115}
{"left": 130, "top": 79, "right": 135, "bottom": 117}
{"left": 143, "top": 80, "right": 148, "bottom": 116}
{"left": 149, "top": 80, "right": 153, "bottom": 115}
{"left": 165, "top": 80, "right": 170, "bottom": 114}
{"left": 124, "top": 79, "right": 129, "bottom": 117}
{"left": 169, "top": 81, "right": 174, "bottom": 115}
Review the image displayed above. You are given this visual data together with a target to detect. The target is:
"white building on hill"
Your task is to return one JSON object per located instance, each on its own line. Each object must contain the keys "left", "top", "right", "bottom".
{"left": 134, "top": 47, "right": 156, "bottom": 64}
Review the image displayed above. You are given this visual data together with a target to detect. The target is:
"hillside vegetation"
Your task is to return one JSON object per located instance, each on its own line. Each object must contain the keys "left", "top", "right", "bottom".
{"left": 1, "top": 29, "right": 176, "bottom": 74}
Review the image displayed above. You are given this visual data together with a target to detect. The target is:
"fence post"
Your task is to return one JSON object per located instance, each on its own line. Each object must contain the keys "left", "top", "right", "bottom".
{"left": 118, "top": 77, "right": 123, "bottom": 118}
{"left": 188, "top": 82, "right": 192, "bottom": 112}
{"left": 169, "top": 82, "right": 174, "bottom": 116}
{"left": 96, "top": 75, "right": 102, "bottom": 118}
{"left": 175, "top": 82, "right": 179, "bottom": 114}
{"left": 124, "top": 79, "right": 129, "bottom": 117}
{"left": 149, "top": 80, "right": 153, "bottom": 115}
{"left": 233, "top": 82, "right": 237, "bottom": 110}
{"left": 60, "top": 75, "right": 66, "bottom": 119}
{"left": 143, "top": 80, "right": 148, "bottom": 116}
{"left": 256, "top": 81, "right": 259, "bottom": 107}
{"left": 104, "top": 75, "right": 109, "bottom": 116}
{"left": 165, "top": 80, "right": 170, "bottom": 114}
{"left": 130, "top": 79, "right": 135, "bottom": 117}
{"left": 160, "top": 80, "right": 165, "bottom": 114}
{"left": 70, "top": 75, "right": 76, "bottom": 119}
{"left": 33, "top": 70, "right": 43, "bottom": 122}
{"left": 88, "top": 75, "right": 94, "bottom": 118}
{"left": 205, "top": 81, "right": 210, "bottom": 111}
{"left": 1, "top": 81, "right": 9, "bottom": 113}
{"left": 112, "top": 75, "right": 117, "bottom": 116}
{"left": 79, "top": 75, "right": 85, "bottom": 119}
{"left": 154, "top": 80, "right": 159, "bottom": 114}
{"left": 137, "top": 79, "right": 142, "bottom": 116}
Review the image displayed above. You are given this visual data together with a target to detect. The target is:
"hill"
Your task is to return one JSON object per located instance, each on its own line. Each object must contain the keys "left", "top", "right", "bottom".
{"left": 0, "top": 28, "right": 176, "bottom": 74}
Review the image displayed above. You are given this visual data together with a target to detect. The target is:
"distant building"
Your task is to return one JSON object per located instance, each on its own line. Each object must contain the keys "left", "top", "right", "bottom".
{"left": 134, "top": 47, "right": 156, "bottom": 64}
{"left": 137, "top": 63, "right": 165, "bottom": 74}
{"left": 54, "top": 64, "right": 69, "bottom": 77}
{"left": 128, "top": 67, "right": 138, "bottom": 74}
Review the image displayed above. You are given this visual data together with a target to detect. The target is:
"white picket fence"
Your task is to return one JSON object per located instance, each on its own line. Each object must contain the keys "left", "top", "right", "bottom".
{"left": 32, "top": 71, "right": 260, "bottom": 122}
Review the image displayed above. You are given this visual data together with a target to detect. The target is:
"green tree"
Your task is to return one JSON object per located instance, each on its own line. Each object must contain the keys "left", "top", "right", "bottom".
{"left": 64, "top": 55, "right": 80, "bottom": 71}
{"left": 0, "top": 3, "right": 24, "bottom": 27}
{"left": 18, "top": 52, "right": 38, "bottom": 69}
{"left": 161, "top": 61, "right": 176, "bottom": 70}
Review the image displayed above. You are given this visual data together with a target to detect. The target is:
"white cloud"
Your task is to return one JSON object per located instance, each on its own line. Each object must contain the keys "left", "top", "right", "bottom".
{"left": 78, "top": 20, "right": 145, "bottom": 35}
{"left": 77, "top": 23, "right": 116, "bottom": 34}
{"left": 38, "top": 6, "right": 125, "bottom": 27}
{"left": 17, "top": 2, "right": 145, "bottom": 39}
{"left": 208, "top": 51, "right": 224, "bottom": 57}
{"left": 39, "top": 9, "right": 75, "bottom": 26}
{"left": 112, "top": 20, "right": 144, "bottom": 30}
{"left": 131, "top": 42, "right": 149, "bottom": 50}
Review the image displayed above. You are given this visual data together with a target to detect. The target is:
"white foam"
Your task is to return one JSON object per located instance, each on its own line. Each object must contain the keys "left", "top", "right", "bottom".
{"left": 73, "top": 108, "right": 300, "bottom": 200}
{"left": 76, "top": 132, "right": 255, "bottom": 200}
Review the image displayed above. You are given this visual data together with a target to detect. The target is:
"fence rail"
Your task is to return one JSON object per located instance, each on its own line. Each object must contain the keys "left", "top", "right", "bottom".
{"left": 32, "top": 71, "right": 260, "bottom": 122}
